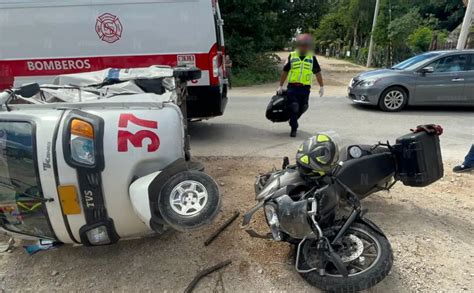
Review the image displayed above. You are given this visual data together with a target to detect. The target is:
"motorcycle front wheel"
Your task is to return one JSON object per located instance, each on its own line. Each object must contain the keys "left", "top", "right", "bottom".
{"left": 296, "top": 223, "right": 393, "bottom": 293}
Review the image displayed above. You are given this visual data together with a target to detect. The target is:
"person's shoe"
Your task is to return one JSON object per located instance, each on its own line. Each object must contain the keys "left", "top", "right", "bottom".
{"left": 453, "top": 164, "right": 474, "bottom": 173}
{"left": 290, "top": 129, "right": 297, "bottom": 137}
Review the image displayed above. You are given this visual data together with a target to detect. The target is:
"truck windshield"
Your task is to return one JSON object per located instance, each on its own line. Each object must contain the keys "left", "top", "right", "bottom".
{"left": 0, "top": 122, "right": 55, "bottom": 239}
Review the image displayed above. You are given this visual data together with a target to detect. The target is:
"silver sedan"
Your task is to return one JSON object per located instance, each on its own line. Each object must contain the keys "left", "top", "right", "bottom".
{"left": 348, "top": 50, "right": 474, "bottom": 111}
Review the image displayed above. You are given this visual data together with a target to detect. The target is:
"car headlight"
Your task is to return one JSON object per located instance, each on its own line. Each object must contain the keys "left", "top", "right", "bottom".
{"left": 358, "top": 79, "right": 378, "bottom": 88}
{"left": 70, "top": 119, "right": 95, "bottom": 165}
{"left": 349, "top": 78, "right": 354, "bottom": 87}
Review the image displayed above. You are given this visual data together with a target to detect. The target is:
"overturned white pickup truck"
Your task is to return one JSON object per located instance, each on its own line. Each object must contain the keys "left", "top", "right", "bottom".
{"left": 0, "top": 66, "right": 221, "bottom": 246}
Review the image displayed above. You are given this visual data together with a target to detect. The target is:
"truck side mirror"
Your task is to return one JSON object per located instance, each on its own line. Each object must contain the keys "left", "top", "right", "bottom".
{"left": 14, "top": 83, "right": 40, "bottom": 98}
{"left": 420, "top": 66, "right": 434, "bottom": 75}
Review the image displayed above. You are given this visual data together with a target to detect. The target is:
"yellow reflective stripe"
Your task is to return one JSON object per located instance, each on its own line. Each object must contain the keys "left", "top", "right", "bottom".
{"left": 17, "top": 201, "right": 42, "bottom": 212}
{"left": 300, "top": 155, "right": 310, "bottom": 165}
{"left": 316, "top": 156, "right": 327, "bottom": 164}
{"left": 317, "top": 134, "right": 330, "bottom": 142}
{"left": 298, "top": 144, "right": 304, "bottom": 152}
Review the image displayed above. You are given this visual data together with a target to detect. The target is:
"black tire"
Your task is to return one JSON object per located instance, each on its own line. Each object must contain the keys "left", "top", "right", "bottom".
{"left": 157, "top": 170, "right": 220, "bottom": 231}
{"left": 378, "top": 86, "right": 408, "bottom": 112}
{"left": 297, "top": 223, "right": 393, "bottom": 292}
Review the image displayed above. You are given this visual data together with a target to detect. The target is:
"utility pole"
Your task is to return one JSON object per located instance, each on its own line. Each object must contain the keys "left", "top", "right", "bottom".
{"left": 457, "top": 0, "right": 473, "bottom": 49}
{"left": 367, "top": 0, "right": 381, "bottom": 67}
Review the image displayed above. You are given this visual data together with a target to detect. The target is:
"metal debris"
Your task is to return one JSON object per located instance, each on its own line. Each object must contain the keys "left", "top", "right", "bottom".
{"left": 184, "top": 260, "right": 232, "bottom": 293}
{"left": 204, "top": 211, "right": 240, "bottom": 246}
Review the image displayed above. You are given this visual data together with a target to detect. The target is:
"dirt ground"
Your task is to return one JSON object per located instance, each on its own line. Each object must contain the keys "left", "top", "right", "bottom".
{"left": 0, "top": 157, "right": 472, "bottom": 292}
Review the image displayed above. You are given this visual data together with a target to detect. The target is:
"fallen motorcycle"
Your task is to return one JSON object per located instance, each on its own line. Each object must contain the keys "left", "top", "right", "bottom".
{"left": 243, "top": 126, "right": 443, "bottom": 292}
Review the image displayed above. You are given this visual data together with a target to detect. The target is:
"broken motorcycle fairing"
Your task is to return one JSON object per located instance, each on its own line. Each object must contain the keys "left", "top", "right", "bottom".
{"left": 243, "top": 127, "right": 444, "bottom": 292}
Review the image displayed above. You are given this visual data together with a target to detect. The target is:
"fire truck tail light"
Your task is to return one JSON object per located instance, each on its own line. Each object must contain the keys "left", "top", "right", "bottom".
{"left": 212, "top": 55, "right": 219, "bottom": 78}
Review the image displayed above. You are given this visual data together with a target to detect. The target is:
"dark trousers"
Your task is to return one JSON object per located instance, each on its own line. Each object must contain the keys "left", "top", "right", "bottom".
{"left": 464, "top": 144, "right": 474, "bottom": 167}
{"left": 287, "top": 85, "right": 310, "bottom": 130}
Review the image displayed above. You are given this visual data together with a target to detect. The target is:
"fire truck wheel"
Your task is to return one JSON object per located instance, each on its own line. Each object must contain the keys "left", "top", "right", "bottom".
{"left": 158, "top": 170, "right": 220, "bottom": 231}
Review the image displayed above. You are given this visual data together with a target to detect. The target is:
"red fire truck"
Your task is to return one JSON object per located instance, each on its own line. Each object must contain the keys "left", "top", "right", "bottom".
{"left": 0, "top": 0, "right": 228, "bottom": 119}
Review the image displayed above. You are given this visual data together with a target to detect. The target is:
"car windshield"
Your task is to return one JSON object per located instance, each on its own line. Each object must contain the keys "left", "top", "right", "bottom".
{"left": 392, "top": 52, "right": 442, "bottom": 71}
{"left": 0, "top": 122, "right": 55, "bottom": 239}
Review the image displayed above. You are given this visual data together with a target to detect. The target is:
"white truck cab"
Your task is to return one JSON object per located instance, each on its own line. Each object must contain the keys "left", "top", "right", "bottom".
{"left": 0, "top": 0, "right": 228, "bottom": 119}
{"left": 0, "top": 67, "right": 221, "bottom": 246}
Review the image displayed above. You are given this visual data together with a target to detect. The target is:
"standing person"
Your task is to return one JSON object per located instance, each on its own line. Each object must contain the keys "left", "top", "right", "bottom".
{"left": 277, "top": 34, "right": 324, "bottom": 137}
{"left": 453, "top": 144, "right": 474, "bottom": 173}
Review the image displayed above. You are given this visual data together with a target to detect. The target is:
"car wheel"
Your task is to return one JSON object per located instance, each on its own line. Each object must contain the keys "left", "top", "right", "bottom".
{"left": 157, "top": 170, "right": 220, "bottom": 231}
{"left": 379, "top": 87, "right": 408, "bottom": 112}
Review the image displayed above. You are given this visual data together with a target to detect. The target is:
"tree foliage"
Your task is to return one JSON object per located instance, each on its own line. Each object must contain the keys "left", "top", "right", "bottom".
{"left": 310, "top": 0, "right": 466, "bottom": 66}
{"left": 408, "top": 26, "right": 434, "bottom": 53}
{"left": 219, "top": 0, "right": 467, "bottom": 72}
{"left": 220, "top": 0, "right": 331, "bottom": 68}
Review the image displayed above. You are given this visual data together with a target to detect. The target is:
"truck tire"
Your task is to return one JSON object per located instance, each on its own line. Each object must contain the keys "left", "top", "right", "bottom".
{"left": 157, "top": 170, "right": 220, "bottom": 231}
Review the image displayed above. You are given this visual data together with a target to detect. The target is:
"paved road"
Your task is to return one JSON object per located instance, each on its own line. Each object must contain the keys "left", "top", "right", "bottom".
{"left": 190, "top": 87, "right": 474, "bottom": 162}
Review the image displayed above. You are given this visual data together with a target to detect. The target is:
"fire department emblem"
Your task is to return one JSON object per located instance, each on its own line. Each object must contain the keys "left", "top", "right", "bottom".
{"left": 95, "top": 13, "right": 123, "bottom": 43}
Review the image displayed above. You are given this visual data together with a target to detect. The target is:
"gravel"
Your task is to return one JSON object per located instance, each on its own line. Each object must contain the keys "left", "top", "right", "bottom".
{"left": 0, "top": 157, "right": 473, "bottom": 292}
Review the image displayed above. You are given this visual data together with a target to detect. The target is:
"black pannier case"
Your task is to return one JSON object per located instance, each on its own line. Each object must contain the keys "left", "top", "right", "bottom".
{"left": 266, "top": 91, "right": 290, "bottom": 123}
{"left": 394, "top": 131, "right": 443, "bottom": 187}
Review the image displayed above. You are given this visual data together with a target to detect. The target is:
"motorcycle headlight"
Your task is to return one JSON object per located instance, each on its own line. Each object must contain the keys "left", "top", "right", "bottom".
{"left": 264, "top": 204, "right": 281, "bottom": 241}
{"left": 70, "top": 119, "right": 95, "bottom": 166}
{"left": 349, "top": 146, "right": 363, "bottom": 159}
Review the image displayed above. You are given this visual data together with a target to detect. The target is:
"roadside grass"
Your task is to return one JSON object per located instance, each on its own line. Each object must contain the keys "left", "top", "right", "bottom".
{"left": 232, "top": 53, "right": 281, "bottom": 87}
{"left": 232, "top": 66, "right": 280, "bottom": 87}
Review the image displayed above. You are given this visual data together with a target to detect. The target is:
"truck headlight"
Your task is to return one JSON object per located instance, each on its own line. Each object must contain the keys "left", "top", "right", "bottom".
{"left": 70, "top": 119, "right": 95, "bottom": 165}
{"left": 85, "top": 225, "right": 111, "bottom": 246}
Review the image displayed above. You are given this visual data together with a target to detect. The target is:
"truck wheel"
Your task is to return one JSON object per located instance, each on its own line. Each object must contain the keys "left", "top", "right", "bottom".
{"left": 157, "top": 170, "right": 220, "bottom": 231}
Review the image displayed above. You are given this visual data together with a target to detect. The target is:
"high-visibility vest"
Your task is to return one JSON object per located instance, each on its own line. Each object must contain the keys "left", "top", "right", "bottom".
{"left": 288, "top": 51, "right": 314, "bottom": 86}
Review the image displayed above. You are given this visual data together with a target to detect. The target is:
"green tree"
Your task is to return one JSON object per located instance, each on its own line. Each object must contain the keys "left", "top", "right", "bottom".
{"left": 387, "top": 8, "right": 423, "bottom": 44}
{"left": 285, "top": 0, "right": 332, "bottom": 34}
{"left": 221, "top": 0, "right": 331, "bottom": 68}
{"left": 408, "top": 26, "right": 434, "bottom": 52}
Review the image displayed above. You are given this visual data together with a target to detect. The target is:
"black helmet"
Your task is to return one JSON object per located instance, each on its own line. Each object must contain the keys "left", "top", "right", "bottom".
{"left": 296, "top": 133, "right": 340, "bottom": 176}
